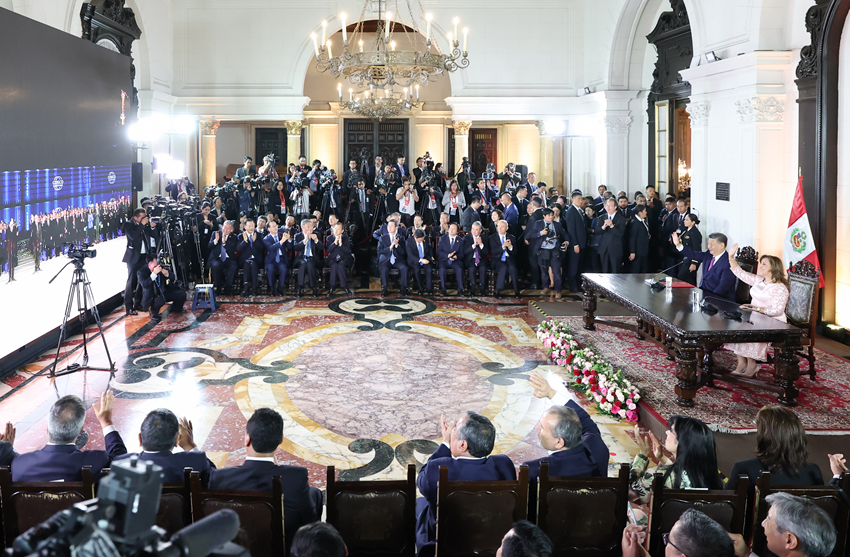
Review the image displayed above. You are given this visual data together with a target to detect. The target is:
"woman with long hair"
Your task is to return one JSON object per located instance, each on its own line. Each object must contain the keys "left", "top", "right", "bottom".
{"left": 725, "top": 247, "right": 791, "bottom": 376}
{"left": 727, "top": 405, "right": 823, "bottom": 490}
{"left": 630, "top": 415, "right": 724, "bottom": 504}
{"left": 442, "top": 180, "right": 466, "bottom": 225}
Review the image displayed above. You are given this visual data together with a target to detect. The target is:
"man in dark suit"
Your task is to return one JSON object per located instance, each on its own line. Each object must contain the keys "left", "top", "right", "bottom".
{"left": 526, "top": 209, "right": 569, "bottom": 298}
{"left": 12, "top": 392, "right": 127, "bottom": 483}
{"left": 122, "top": 209, "right": 152, "bottom": 315}
{"left": 407, "top": 229, "right": 434, "bottom": 295}
{"left": 293, "top": 218, "right": 323, "bottom": 298}
{"left": 263, "top": 221, "right": 291, "bottom": 296}
{"left": 461, "top": 198, "right": 481, "bottom": 232}
{"left": 341, "top": 159, "right": 360, "bottom": 190}
{"left": 208, "top": 221, "right": 239, "bottom": 295}
{"left": 592, "top": 185, "right": 607, "bottom": 209}
{"left": 237, "top": 219, "right": 265, "bottom": 297}
{"left": 377, "top": 220, "right": 409, "bottom": 297}
{"left": 437, "top": 223, "right": 465, "bottom": 296}
{"left": 210, "top": 408, "right": 321, "bottom": 551}
{"left": 462, "top": 222, "right": 489, "bottom": 296}
{"left": 415, "top": 412, "right": 517, "bottom": 549}
{"left": 394, "top": 155, "right": 410, "bottom": 181}
{"left": 594, "top": 199, "right": 627, "bottom": 273}
{"left": 326, "top": 222, "right": 353, "bottom": 295}
{"left": 500, "top": 193, "right": 521, "bottom": 238}
{"left": 364, "top": 156, "right": 383, "bottom": 189}
{"left": 564, "top": 192, "right": 587, "bottom": 292}
{"left": 489, "top": 220, "right": 521, "bottom": 299}
{"left": 138, "top": 258, "right": 187, "bottom": 324}
{"left": 114, "top": 409, "right": 216, "bottom": 487}
{"left": 659, "top": 196, "right": 681, "bottom": 270}
{"left": 627, "top": 205, "right": 651, "bottom": 273}
{"left": 673, "top": 231, "right": 737, "bottom": 301}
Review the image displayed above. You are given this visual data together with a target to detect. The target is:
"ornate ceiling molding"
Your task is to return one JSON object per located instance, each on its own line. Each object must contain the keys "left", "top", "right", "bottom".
{"left": 687, "top": 102, "right": 710, "bottom": 127}
{"left": 735, "top": 97, "right": 785, "bottom": 123}
{"left": 604, "top": 116, "right": 632, "bottom": 134}
{"left": 285, "top": 121, "right": 304, "bottom": 136}
{"left": 796, "top": 0, "right": 831, "bottom": 79}
{"left": 199, "top": 120, "right": 221, "bottom": 136}
{"left": 452, "top": 120, "right": 473, "bottom": 136}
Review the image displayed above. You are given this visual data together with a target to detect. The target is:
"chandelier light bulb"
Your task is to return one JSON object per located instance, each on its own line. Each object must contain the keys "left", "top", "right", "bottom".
{"left": 349, "top": 88, "right": 353, "bottom": 101}
{"left": 453, "top": 17, "right": 459, "bottom": 40}
{"left": 391, "top": 40, "right": 396, "bottom": 51}
{"left": 358, "top": 39, "right": 363, "bottom": 52}
{"left": 337, "top": 83, "right": 342, "bottom": 101}
{"left": 426, "top": 13, "right": 432, "bottom": 42}
{"left": 415, "top": 84, "right": 420, "bottom": 100}
{"left": 341, "top": 13, "right": 347, "bottom": 43}
{"left": 311, "top": 33, "right": 319, "bottom": 58}
{"left": 326, "top": 40, "right": 332, "bottom": 58}
{"left": 463, "top": 28, "right": 468, "bottom": 53}
{"left": 385, "top": 12, "right": 392, "bottom": 39}
{"left": 447, "top": 32, "right": 452, "bottom": 44}
{"left": 321, "top": 20, "right": 327, "bottom": 45}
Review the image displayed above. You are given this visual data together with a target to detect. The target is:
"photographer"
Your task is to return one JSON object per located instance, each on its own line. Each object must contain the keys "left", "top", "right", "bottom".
{"left": 395, "top": 177, "right": 419, "bottom": 228}
{"left": 208, "top": 220, "right": 238, "bottom": 295}
{"left": 365, "top": 155, "right": 383, "bottom": 189}
{"left": 383, "top": 164, "right": 400, "bottom": 214}
{"left": 442, "top": 180, "right": 466, "bottom": 225}
{"left": 257, "top": 155, "right": 279, "bottom": 181}
{"left": 138, "top": 257, "right": 187, "bottom": 324}
{"left": 290, "top": 174, "right": 313, "bottom": 221}
{"left": 321, "top": 170, "right": 346, "bottom": 220}
{"left": 498, "top": 163, "right": 522, "bottom": 195}
{"left": 237, "top": 219, "right": 265, "bottom": 297}
{"left": 235, "top": 156, "right": 255, "bottom": 180}
{"left": 165, "top": 177, "right": 195, "bottom": 201}
{"left": 197, "top": 203, "right": 218, "bottom": 268}
{"left": 235, "top": 177, "right": 257, "bottom": 219}
{"left": 342, "top": 159, "right": 361, "bottom": 189}
{"left": 306, "top": 159, "right": 324, "bottom": 211}
{"left": 122, "top": 208, "right": 153, "bottom": 315}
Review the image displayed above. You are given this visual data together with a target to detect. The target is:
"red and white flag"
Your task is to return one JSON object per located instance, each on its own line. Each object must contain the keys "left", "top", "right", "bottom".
{"left": 783, "top": 175, "right": 825, "bottom": 287}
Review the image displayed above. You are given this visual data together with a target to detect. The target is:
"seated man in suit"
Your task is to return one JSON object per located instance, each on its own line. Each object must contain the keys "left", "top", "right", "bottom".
{"left": 377, "top": 220, "right": 409, "bottom": 297}
{"left": 462, "top": 221, "right": 489, "bottom": 296}
{"left": 138, "top": 257, "right": 187, "bottom": 324}
{"left": 489, "top": 219, "right": 521, "bottom": 299}
{"left": 210, "top": 408, "right": 321, "bottom": 551}
{"left": 263, "top": 221, "right": 291, "bottom": 296}
{"left": 12, "top": 391, "right": 126, "bottom": 482}
{"left": 416, "top": 412, "right": 517, "bottom": 549}
{"left": 627, "top": 205, "right": 651, "bottom": 274}
{"left": 208, "top": 220, "right": 239, "bottom": 295}
{"left": 114, "top": 409, "right": 215, "bottom": 487}
{"left": 672, "top": 230, "right": 737, "bottom": 301}
{"left": 406, "top": 229, "right": 434, "bottom": 295}
{"left": 436, "top": 222, "right": 465, "bottom": 296}
{"left": 292, "top": 218, "right": 323, "bottom": 298}
{"left": 237, "top": 219, "right": 266, "bottom": 297}
{"left": 325, "top": 222, "right": 353, "bottom": 295}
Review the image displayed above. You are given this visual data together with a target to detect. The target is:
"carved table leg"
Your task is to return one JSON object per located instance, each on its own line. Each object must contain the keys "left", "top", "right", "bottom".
{"left": 636, "top": 318, "right": 646, "bottom": 340}
{"left": 582, "top": 278, "right": 597, "bottom": 331}
{"left": 674, "top": 343, "right": 698, "bottom": 407}
{"left": 774, "top": 340, "right": 801, "bottom": 407}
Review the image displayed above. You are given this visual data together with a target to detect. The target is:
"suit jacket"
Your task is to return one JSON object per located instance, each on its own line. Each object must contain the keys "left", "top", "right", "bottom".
{"left": 502, "top": 202, "right": 521, "bottom": 236}
{"left": 417, "top": 444, "right": 516, "bottom": 546}
{"left": 210, "top": 460, "right": 317, "bottom": 546}
{"left": 727, "top": 458, "right": 824, "bottom": 491}
{"left": 461, "top": 206, "right": 480, "bottom": 232}
{"left": 292, "top": 233, "right": 323, "bottom": 265}
{"left": 564, "top": 204, "right": 587, "bottom": 250}
{"left": 679, "top": 246, "right": 737, "bottom": 301}
{"left": 208, "top": 231, "right": 239, "bottom": 266}
{"left": 237, "top": 232, "right": 265, "bottom": 266}
{"left": 594, "top": 212, "right": 627, "bottom": 257}
{"left": 489, "top": 232, "right": 517, "bottom": 264}
{"left": 326, "top": 234, "right": 353, "bottom": 265}
{"left": 462, "top": 234, "right": 489, "bottom": 267}
{"left": 114, "top": 449, "right": 215, "bottom": 487}
{"left": 679, "top": 227, "right": 703, "bottom": 267}
{"left": 137, "top": 267, "right": 180, "bottom": 299}
{"left": 525, "top": 219, "right": 568, "bottom": 254}
{"left": 377, "top": 233, "right": 406, "bottom": 265}
{"left": 263, "top": 233, "right": 291, "bottom": 266}
{"left": 628, "top": 218, "right": 651, "bottom": 257}
{"left": 12, "top": 431, "right": 127, "bottom": 483}
{"left": 437, "top": 234, "right": 465, "bottom": 265}
{"left": 406, "top": 237, "right": 434, "bottom": 267}
{"left": 122, "top": 219, "right": 147, "bottom": 264}
{"left": 395, "top": 163, "right": 410, "bottom": 179}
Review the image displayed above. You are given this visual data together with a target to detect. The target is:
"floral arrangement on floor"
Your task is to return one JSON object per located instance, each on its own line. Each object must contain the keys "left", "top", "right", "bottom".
{"left": 535, "top": 317, "right": 641, "bottom": 422}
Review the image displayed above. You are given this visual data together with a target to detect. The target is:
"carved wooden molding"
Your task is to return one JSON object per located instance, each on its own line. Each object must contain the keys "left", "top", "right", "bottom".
{"left": 285, "top": 121, "right": 304, "bottom": 136}
{"left": 789, "top": 259, "right": 820, "bottom": 279}
{"left": 797, "top": 0, "right": 831, "bottom": 79}
{"left": 199, "top": 120, "right": 221, "bottom": 136}
{"left": 452, "top": 120, "right": 473, "bottom": 136}
{"left": 735, "top": 246, "right": 759, "bottom": 268}
{"left": 647, "top": 0, "right": 690, "bottom": 39}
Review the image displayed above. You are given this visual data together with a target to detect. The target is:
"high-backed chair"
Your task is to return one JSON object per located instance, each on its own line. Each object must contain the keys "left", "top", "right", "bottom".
{"left": 189, "top": 470, "right": 284, "bottom": 557}
{"left": 0, "top": 466, "right": 95, "bottom": 548}
{"left": 751, "top": 471, "right": 850, "bottom": 557}
{"left": 536, "top": 462, "right": 630, "bottom": 557}
{"left": 647, "top": 472, "right": 749, "bottom": 557}
{"left": 734, "top": 246, "right": 759, "bottom": 304}
{"left": 785, "top": 259, "right": 820, "bottom": 379}
{"left": 326, "top": 464, "right": 416, "bottom": 557}
{"left": 435, "top": 465, "right": 529, "bottom": 557}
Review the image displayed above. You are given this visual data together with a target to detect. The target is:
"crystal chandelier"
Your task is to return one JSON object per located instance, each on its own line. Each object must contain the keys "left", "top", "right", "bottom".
{"left": 311, "top": 0, "right": 470, "bottom": 119}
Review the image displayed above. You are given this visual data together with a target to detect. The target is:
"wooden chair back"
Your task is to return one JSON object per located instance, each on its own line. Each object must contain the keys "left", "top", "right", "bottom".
{"left": 734, "top": 246, "right": 759, "bottom": 304}
{"left": 0, "top": 466, "right": 95, "bottom": 548}
{"left": 751, "top": 471, "right": 850, "bottom": 557}
{"left": 648, "top": 472, "right": 749, "bottom": 557}
{"left": 189, "top": 470, "right": 284, "bottom": 557}
{"left": 786, "top": 259, "right": 820, "bottom": 378}
{"left": 326, "top": 464, "right": 416, "bottom": 557}
{"left": 435, "top": 465, "right": 529, "bottom": 557}
{"left": 537, "top": 462, "right": 630, "bottom": 557}
{"left": 100, "top": 466, "right": 192, "bottom": 537}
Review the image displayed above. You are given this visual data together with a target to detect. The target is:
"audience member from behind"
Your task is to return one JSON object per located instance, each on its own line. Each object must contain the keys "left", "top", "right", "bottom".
{"left": 759, "top": 492, "right": 836, "bottom": 557}
{"left": 727, "top": 405, "right": 823, "bottom": 490}
{"left": 496, "top": 521, "right": 554, "bottom": 557}
{"left": 290, "top": 523, "right": 347, "bottom": 557}
{"left": 630, "top": 415, "right": 724, "bottom": 504}
{"left": 210, "top": 408, "right": 322, "bottom": 548}
{"left": 416, "top": 411, "right": 516, "bottom": 549}
{"left": 623, "top": 508, "right": 734, "bottom": 557}
{"left": 12, "top": 392, "right": 126, "bottom": 482}
{"left": 114, "top": 408, "right": 216, "bottom": 487}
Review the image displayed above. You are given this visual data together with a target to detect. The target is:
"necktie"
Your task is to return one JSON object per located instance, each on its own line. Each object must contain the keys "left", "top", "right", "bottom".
{"left": 360, "top": 189, "right": 365, "bottom": 209}
{"left": 450, "top": 237, "right": 454, "bottom": 250}
{"left": 418, "top": 242, "right": 424, "bottom": 265}
{"left": 474, "top": 241, "right": 480, "bottom": 265}
{"left": 275, "top": 237, "right": 280, "bottom": 263}
{"left": 220, "top": 239, "right": 226, "bottom": 261}
{"left": 249, "top": 236, "right": 253, "bottom": 248}
{"left": 501, "top": 236, "right": 507, "bottom": 261}
{"left": 390, "top": 236, "right": 396, "bottom": 264}
{"left": 156, "top": 276, "right": 161, "bottom": 289}
{"left": 708, "top": 257, "right": 715, "bottom": 271}
{"left": 306, "top": 239, "right": 311, "bottom": 258}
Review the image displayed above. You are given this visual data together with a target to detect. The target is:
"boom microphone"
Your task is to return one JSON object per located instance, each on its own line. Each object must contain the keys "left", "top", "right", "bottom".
{"left": 645, "top": 263, "right": 682, "bottom": 290}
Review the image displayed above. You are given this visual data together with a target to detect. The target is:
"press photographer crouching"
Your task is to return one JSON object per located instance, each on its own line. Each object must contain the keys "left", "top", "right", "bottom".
{"left": 137, "top": 257, "right": 186, "bottom": 324}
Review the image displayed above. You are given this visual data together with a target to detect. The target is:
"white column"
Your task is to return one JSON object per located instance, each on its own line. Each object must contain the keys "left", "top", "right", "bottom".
{"left": 199, "top": 120, "right": 220, "bottom": 189}
{"left": 286, "top": 121, "right": 303, "bottom": 165}
{"left": 452, "top": 120, "right": 472, "bottom": 175}
{"left": 602, "top": 116, "right": 632, "bottom": 192}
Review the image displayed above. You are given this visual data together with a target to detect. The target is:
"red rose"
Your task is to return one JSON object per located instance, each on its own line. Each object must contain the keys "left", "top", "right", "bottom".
{"left": 572, "top": 367, "right": 581, "bottom": 376}
{"left": 565, "top": 354, "right": 574, "bottom": 364}
{"left": 590, "top": 384, "right": 598, "bottom": 392}
{"left": 588, "top": 376, "right": 597, "bottom": 385}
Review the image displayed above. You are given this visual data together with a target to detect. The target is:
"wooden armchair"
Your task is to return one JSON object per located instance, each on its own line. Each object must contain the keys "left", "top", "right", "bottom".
{"left": 326, "top": 464, "right": 416, "bottom": 557}
{"left": 0, "top": 466, "right": 95, "bottom": 547}
{"left": 734, "top": 246, "right": 759, "bottom": 304}
{"left": 647, "top": 472, "right": 749, "bottom": 557}
{"left": 536, "top": 462, "right": 630, "bottom": 557}
{"left": 189, "top": 470, "right": 284, "bottom": 557}
{"left": 785, "top": 260, "right": 820, "bottom": 380}
{"left": 751, "top": 471, "right": 850, "bottom": 557}
{"left": 435, "top": 465, "right": 529, "bottom": 557}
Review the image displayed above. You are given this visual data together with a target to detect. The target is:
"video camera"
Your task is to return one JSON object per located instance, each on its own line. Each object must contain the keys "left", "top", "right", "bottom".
{"left": 63, "top": 242, "right": 96, "bottom": 262}
{"left": 8, "top": 456, "right": 247, "bottom": 557}
{"left": 481, "top": 162, "right": 497, "bottom": 182}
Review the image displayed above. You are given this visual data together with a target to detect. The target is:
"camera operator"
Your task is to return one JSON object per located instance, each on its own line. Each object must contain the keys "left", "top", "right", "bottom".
{"left": 395, "top": 177, "right": 419, "bottom": 228}
{"left": 322, "top": 170, "right": 346, "bottom": 220}
{"left": 257, "top": 154, "right": 279, "bottom": 181}
{"left": 342, "top": 159, "right": 361, "bottom": 189}
{"left": 456, "top": 157, "right": 474, "bottom": 200}
{"left": 365, "top": 155, "right": 383, "bottom": 189}
{"left": 413, "top": 156, "right": 425, "bottom": 186}
{"left": 122, "top": 208, "right": 153, "bottom": 315}
{"left": 208, "top": 220, "right": 238, "bottom": 295}
{"left": 197, "top": 202, "right": 219, "bottom": 267}
{"left": 138, "top": 257, "right": 187, "bottom": 324}
{"left": 306, "top": 159, "right": 324, "bottom": 211}
{"left": 383, "top": 164, "right": 400, "bottom": 214}
{"left": 498, "top": 163, "right": 522, "bottom": 195}
{"left": 235, "top": 177, "right": 257, "bottom": 219}
{"left": 165, "top": 177, "right": 195, "bottom": 201}
{"left": 235, "top": 156, "right": 256, "bottom": 180}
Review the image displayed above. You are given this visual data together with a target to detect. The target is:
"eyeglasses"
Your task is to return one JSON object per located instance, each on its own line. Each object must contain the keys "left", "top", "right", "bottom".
{"left": 662, "top": 533, "right": 687, "bottom": 556}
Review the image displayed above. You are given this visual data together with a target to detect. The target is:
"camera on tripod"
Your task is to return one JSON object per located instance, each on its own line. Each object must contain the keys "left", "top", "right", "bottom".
{"left": 63, "top": 242, "right": 97, "bottom": 261}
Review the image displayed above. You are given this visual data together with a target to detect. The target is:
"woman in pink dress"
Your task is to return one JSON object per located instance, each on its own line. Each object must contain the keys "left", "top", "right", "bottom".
{"left": 724, "top": 244, "right": 790, "bottom": 377}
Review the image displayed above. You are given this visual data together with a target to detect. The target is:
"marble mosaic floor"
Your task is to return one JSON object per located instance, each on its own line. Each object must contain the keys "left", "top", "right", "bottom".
{"left": 3, "top": 295, "right": 640, "bottom": 487}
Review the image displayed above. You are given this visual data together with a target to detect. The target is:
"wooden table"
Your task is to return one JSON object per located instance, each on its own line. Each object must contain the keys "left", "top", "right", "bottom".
{"left": 581, "top": 273, "right": 805, "bottom": 408}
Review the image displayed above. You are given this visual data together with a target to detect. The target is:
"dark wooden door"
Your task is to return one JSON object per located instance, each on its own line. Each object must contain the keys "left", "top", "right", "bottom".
{"left": 447, "top": 127, "right": 455, "bottom": 176}
{"left": 255, "top": 128, "right": 287, "bottom": 169}
{"left": 470, "top": 129, "right": 497, "bottom": 177}
{"left": 344, "top": 119, "right": 408, "bottom": 170}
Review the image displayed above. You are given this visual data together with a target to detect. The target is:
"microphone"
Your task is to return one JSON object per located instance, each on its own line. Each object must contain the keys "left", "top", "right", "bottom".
{"left": 645, "top": 263, "right": 681, "bottom": 290}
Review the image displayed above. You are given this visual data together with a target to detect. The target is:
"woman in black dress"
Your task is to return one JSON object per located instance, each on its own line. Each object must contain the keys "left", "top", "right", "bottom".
{"left": 727, "top": 405, "right": 823, "bottom": 490}
{"left": 677, "top": 214, "right": 702, "bottom": 285}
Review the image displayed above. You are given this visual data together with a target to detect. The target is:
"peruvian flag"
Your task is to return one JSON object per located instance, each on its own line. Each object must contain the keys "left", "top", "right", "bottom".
{"left": 783, "top": 175, "right": 825, "bottom": 287}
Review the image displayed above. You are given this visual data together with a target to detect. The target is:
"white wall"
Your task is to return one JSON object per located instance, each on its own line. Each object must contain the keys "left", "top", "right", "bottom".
{"left": 836, "top": 8, "right": 850, "bottom": 328}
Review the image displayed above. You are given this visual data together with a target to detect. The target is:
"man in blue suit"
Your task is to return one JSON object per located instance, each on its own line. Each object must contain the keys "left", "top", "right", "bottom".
{"left": 564, "top": 192, "right": 588, "bottom": 292}
{"left": 377, "top": 220, "right": 409, "bottom": 297}
{"left": 12, "top": 391, "right": 127, "bottom": 482}
{"left": 114, "top": 409, "right": 216, "bottom": 487}
{"left": 436, "top": 223, "right": 466, "bottom": 296}
{"left": 210, "top": 408, "right": 321, "bottom": 552}
{"left": 263, "top": 221, "right": 291, "bottom": 296}
{"left": 416, "top": 412, "right": 517, "bottom": 549}
{"left": 406, "top": 229, "right": 434, "bottom": 295}
{"left": 672, "top": 230, "right": 737, "bottom": 301}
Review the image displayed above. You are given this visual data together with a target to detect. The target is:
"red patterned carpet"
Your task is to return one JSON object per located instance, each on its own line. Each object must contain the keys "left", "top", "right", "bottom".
{"left": 557, "top": 317, "right": 850, "bottom": 433}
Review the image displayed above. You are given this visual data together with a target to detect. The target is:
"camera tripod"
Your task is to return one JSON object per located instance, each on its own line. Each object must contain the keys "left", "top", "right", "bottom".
{"left": 49, "top": 258, "right": 115, "bottom": 378}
